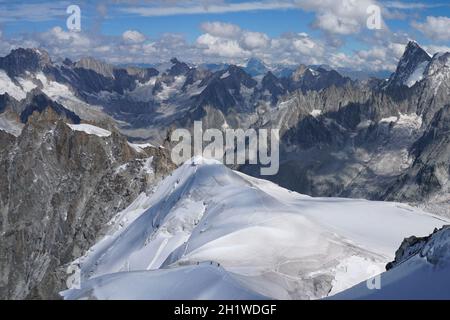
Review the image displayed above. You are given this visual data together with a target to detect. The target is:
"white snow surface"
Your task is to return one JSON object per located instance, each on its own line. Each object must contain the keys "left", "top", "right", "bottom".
{"left": 66, "top": 123, "right": 111, "bottom": 137}
{"left": 62, "top": 263, "right": 268, "bottom": 300}
{"left": 310, "top": 109, "right": 322, "bottom": 117}
{"left": 62, "top": 157, "right": 448, "bottom": 300}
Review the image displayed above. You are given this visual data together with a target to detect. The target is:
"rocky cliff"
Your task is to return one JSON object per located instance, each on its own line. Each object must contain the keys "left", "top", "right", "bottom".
{"left": 0, "top": 108, "right": 175, "bottom": 299}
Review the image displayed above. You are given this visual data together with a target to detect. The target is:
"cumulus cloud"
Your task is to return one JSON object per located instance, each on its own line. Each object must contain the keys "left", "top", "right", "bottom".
{"left": 122, "top": 30, "right": 146, "bottom": 43}
{"left": 3, "top": 17, "right": 445, "bottom": 74}
{"left": 196, "top": 22, "right": 270, "bottom": 59}
{"left": 241, "top": 31, "right": 270, "bottom": 50}
{"left": 353, "top": 42, "right": 406, "bottom": 71}
{"left": 295, "top": 0, "right": 386, "bottom": 35}
{"left": 201, "top": 22, "right": 241, "bottom": 38}
{"left": 412, "top": 16, "right": 450, "bottom": 42}
{"left": 424, "top": 44, "right": 450, "bottom": 56}
{"left": 313, "top": 11, "right": 360, "bottom": 35}
{"left": 196, "top": 33, "right": 250, "bottom": 58}
{"left": 36, "top": 26, "right": 92, "bottom": 56}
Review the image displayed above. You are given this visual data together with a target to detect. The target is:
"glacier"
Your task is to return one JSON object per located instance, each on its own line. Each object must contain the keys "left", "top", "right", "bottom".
{"left": 61, "top": 157, "right": 448, "bottom": 300}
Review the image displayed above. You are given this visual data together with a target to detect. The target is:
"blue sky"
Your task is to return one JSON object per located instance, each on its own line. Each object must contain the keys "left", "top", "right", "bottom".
{"left": 0, "top": 0, "right": 449, "bottom": 71}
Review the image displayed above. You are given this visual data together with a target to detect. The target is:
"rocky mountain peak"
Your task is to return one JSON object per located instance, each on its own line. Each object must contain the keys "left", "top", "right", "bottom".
{"left": 223, "top": 65, "right": 257, "bottom": 88}
{"left": 168, "top": 57, "right": 191, "bottom": 76}
{"left": 291, "top": 64, "right": 309, "bottom": 82}
{"left": 75, "top": 57, "right": 115, "bottom": 78}
{"left": 244, "top": 57, "right": 270, "bottom": 76}
{"left": 0, "top": 48, "right": 51, "bottom": 77}
{"left": 386, "top": 41, "right": 432, "bottom": 88}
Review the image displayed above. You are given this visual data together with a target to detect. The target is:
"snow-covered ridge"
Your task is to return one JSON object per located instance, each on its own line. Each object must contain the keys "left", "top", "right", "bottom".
{"left": 62, "top": 157, "right": 447, "bottom": 300}
{"left": 66, "top": 123, "right": 111, "bottom": 137}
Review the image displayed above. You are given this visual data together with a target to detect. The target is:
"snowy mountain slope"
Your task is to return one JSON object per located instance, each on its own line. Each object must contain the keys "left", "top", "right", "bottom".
{"left": 62, "top": 263, "right": 269, "bottom": 300}
{"left": 330, "top": 225, "right": 450, "bottom": 299}
{"left": 62, "top": 157, "right": 448, "bottom": 300}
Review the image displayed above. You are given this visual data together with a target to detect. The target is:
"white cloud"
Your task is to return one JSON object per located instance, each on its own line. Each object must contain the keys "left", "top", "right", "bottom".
{"left": 292, "top": 34, "right": 324, "bottom": 56}
{"left": 201, "top": 22, "right": 241, "bottom": 38}
{"left": 412, "top": 16, "right": 450, "bottom": 42}
{"left": 196, "top": 33, "right": 250, "bottom": 58}
{"left": 122, "top": 30, "right": 146, "bottom": 43}
{"left": 41, "top": 27, "right": 92, "bottom": 51}
{"left": 353, "top": 42, "right": 406, "bottom": 71}
{"left": 424, "top": 45, "right": 450, "bottom": 55}
{"left": 295, "top": 0, "right": 386, "bottom": 35}
{"left": 313, "top": 11, "right": 360, "bottom": 35}
{"left": 0, "top": 18, "right": 439, "bottom": 73}
{"left": 241, "top": 31, "right": 270, "bottom": 50}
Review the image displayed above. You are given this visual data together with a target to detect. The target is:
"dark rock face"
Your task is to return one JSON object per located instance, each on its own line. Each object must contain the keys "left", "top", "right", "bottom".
{"left": 168, "top": 58, "right": 191, "bottom": 77}
{"left": 0, "top": 48, "right": 51, "bottom": 77}
{"left": 386, "top": 41, "right": 432, "bottom": 89}
{"left": 386, "top": 225, "right": 450, "bottom": 270}
{"left": 386, "top": 234, "right": 429, "bottom": 270}
{"left": 0, "top": 94, "right": 11, "bottom": 113}
{"left": 261, "top": 71, "right": 287, "bottom": 102}
{"left": 194, "top": 65, "right": 258, "bottom": 113}
{"left": 0, "top": 129, "right": 15, "bottom": 149}
{"left": 0, "top": 108, "right": 175, "bottom": 299}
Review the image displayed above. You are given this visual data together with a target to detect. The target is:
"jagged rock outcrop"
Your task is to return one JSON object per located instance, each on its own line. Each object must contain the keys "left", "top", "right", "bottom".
{"left": 0, "top": 48, "right": 51, "bottom": 77}
{"left": 332, "top": 225, "right": 450, "bottom": 299}
{"left": 386, "top": 225, "right": 450, "bottom": 270}
{"left": 287, "top": 65, "right": 353, "bottom": 93}
{"left": 0, "top": 108, "right": 175, "bottom": 299}
{"left": 243, "top": 57, "right": 270, "bottom": 76}
{"left": 385, "top": 41, "right": 432, "bottom": 89}
{"left": 194, "top": 65, "right": 258, "bottom": 113}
